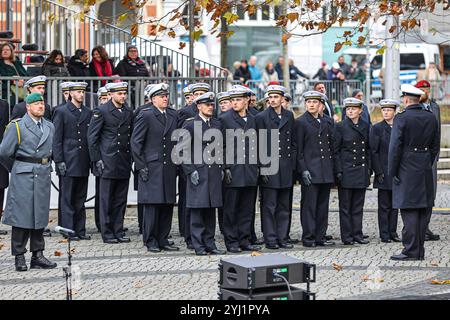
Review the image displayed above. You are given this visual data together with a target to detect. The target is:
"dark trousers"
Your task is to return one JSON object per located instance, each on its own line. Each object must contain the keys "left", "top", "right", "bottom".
{"left": 60, "top": 176, "right": 89, "bottom": 236}
{"left": 142, "top": 204, "right": 173, "bottom": 248}
{"left": 286, "top": 185, "right": 294, "bottom": 240}
{"left": 57, "top": 177, "right": 62, "bottom": 225}
{"left": 261, "top": 187, "right": 291, "bottom": 245}
{"left": 190, "top": 208, "right": 217, "bottom": 253}
{"left": 301, "top": 184, "right": 332, "bottom": 245}
{"left": 99, "top": 178, "right": 129, "bottom": 241}
{"left": 94, "top": 177, "right": 101, "bottom": 231}
{"left": 11, "top": 227, "right": 45, "bottom": 256}
{"left": 223, "top": 187, "right": 257, "bottom": 249}
{"left": 377, "top": 189, "right": 399, "bottom": 240}
{"left": 137, "top": 204, "right": 144, "bottom": 234}
{"left": 250, "top": 186, "right": 260, "bottom": 242}
{"left": 338, "top": 188, "right": 366, "bottom": 243}
{"left": 177, "top": 174, "right": 186, "bottom": 237}
{"left": 401, "top": 208, "right": 431, "bottom": 259}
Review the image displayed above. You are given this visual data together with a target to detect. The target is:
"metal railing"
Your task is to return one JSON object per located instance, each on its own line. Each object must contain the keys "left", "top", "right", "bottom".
{"left": 0, "top": 76, "right": 228, "bottom": 115}
{"left": 233, "top": 79, "right": 363, "bottom": 107}
{"left": 0, "top": 0, "right": 225, "bottom": 78}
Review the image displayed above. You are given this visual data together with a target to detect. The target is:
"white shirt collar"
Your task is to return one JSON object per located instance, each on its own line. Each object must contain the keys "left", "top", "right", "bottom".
{"left": 198, "top": 114, "right": 210, "bottom": 123}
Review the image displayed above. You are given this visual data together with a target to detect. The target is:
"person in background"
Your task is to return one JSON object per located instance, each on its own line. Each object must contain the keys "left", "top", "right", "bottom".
{"left": 312, "top": 61, "right": 328, "bottom": 81}
{"left": 262, "top": 61, "right": 279, "bottom": 85}
{"left": 248, "top": 56, "right": 262, "bottom": 82}
{"left": 417, "top": 62, "right": 441, "bottom": 100}
{"left": 11, "top": 76, "right": 52, "bottom": 121}
{"left": 68, "top": 49, "right": 90, "bottom": 78}
{"left": 233, "top": 59, "right": 252, "bottom": 84}
{"left": 41, "top": 50, "right": 70, "bottom": 77}
{"left": 274, "top": 56, "right": 284, "bottom": 80}
{"left": 0, "top": 43, "right": 27, "bottom": 105}
{"left": 217, "top": 92, "right": 232, "bottom": 113}
{"left": 114, "top": 45, "right": 150, "bottom": 77}
{"left": 337, "top": 55, "right": 350, "bottom": 79}
{"left": 89, "top": 45, "right": 114, "bottom": 91}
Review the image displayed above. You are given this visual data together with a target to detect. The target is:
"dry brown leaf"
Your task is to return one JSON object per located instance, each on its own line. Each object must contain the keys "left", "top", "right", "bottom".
{"left": 430, "top": 261, "right": 439, "bottom": 267}
{"left": 70, "top": 248, "right": 76, "bottom": 253}
{"left": 361, "top": 275, "right": 370, "bottom": 281}
{"left": 362, "top": 275, "right": 384, "bottom": 282}
{"left": 54, "top": 250, "right": 63, "bottom": 256}
{"left": 58, "top": 239, "right": 68, "bottom": 244}
{"left": 132, "top": 280, "right": 144, "bottom": 288}
{"left": 332, "top": 262, "right": 343, "bottom": 271}
{"left": 431, "top": 279, "right": 450, "bottom": 285}
{"left": 251, "top": 251, "right": 262, "bottom": 257}
{"left": 0, "top": 243, "right": 4, "bottom": 250}
{"left": 49, "top": 219, "right": 54, "bottom": 223}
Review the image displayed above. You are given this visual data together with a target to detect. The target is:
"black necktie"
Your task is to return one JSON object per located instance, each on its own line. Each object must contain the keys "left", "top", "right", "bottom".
{"left": 206, "top": 119, "right": 210, "bottom": 127}
{"left": 37, "top": 121, "right": 43, "bottom": 133}
{"left": 162, "top": 111, "right": 167, "bottom": 125}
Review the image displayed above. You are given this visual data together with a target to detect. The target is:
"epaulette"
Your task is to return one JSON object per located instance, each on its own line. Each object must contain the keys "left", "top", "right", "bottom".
{"left": 185, "top": 117, "right": 195, "bottom": 122}
{"left": 93, "top": 109, "right": 102, "bottom": 118}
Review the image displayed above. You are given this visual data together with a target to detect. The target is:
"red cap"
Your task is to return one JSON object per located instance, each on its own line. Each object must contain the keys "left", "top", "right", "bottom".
{"left": 415, "top": 80, "right": 431, "bottom": 89}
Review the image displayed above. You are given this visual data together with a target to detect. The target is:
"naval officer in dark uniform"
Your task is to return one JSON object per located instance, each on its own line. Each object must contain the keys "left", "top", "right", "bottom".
{"left": 220, "top": 87, "right": 261, "bottom": 253}
{"left": 255, "top": 85, "right": 297, "bottom": 250}
{"left": 334, "top": 97, "right": 371, "bottom": 245}
{"left": 177, "top": 82, "right": 210, "bottom": 250}
{"left": 415, "top": 80, "right": 441, "bottom": 241}
{"left": 370, "top": 99, "right": 401, "bottom": 243}
{"left": 53, "top": 82, "right": 93, "bottom": 240}
{"left": 10, "top": 76, "right": 53, "bottom": 121}
{"left": 88, "top": 82, "right": 133, "bottom": 244}
{"left": 179, "top": 92, "right": 226, "bottom": 256}
{"left": 295, "top": 91, "right": 335, "bottom": 247}
{"left": 131, "top": 83, "right": 179, "bottom": 252}
{"left": 389, "top": 84, "right": 440, "bottom": 261}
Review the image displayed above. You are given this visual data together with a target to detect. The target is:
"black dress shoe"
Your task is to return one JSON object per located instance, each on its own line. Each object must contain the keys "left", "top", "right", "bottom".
{"left": 265, "top": 243, "right": 279, "bottom": 250}
{"left": 325, "top": 235, "right": 333, "bottom": 241}
{"left": 391, "top": 236, "right": 401, "bottom": 242}
{"left": 343, "top": 241, "right": 354, "bottom": 245}
{"left": 425, "top": 233, "right": 440, "bottom": 241}
{"left": 65, "top": 235, "right": 80, "bottom": 241}
{"left": 286, "top": 238, "right": 300, "bottom": 244}
{"left": 104, "top": 238, "right": 119, "bottom": 244}
{"left": 30, "top": 251, "right": 57, "bottom": 269}
{"left": 123, "top": 227, "right": 129, "bottom": 232}
{"left": 252, "top": 238, "right": 265, "bottom": 245}
{"left": 302, "top": 242, "right": 316, "bottom": 248}
{"left": 241, "top": 245, "right": 261, "bottom": 251}
{"left": 43, "top": 229, "right": 51, "bottom": 237}
{"left": 0, "top": 230, "right": 7, "bottom": 235}
{"left": 15, "top": 254, "right": 27, "bottom": 272}
{"left": 279, "top": 243, "right": 294, "bottom": 249}
{"left": 117, "top": 237, "right": 131, "bottom": 243}
{"left": 381, "top": 239, "right": 392, "bottom": 243}
{"left": 363, "top": 234, "right": 369, "bottom": 239}
{"left": 316, "top": 241, "right": 335, "bottom": 246}
{"left": 195, "top": 250, "right": 207, "bottom": 256}
{"left": 390, "top": 253, "right": 419, "bottom": 261}
{"left": 227, "top": 247, "right": 242, "bottom": 253}
{"left": 78, "top": 234, "right": 91, "bottom": 240}
{"left": 161, "top": 245, "right": 179, "bottom": 251}
{"left": 355, "top": 239, "right": 370, "bottom": 244}
{"left": 147, "top": 246, "right": 161, "bottom": 253}
{"left": 208, "top": 249, "right": 226, "bottom": 255}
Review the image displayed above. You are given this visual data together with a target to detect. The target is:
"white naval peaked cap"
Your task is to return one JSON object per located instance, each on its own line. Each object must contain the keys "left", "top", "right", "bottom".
{"left": 379, "top": 99, "right": 400, "bottom": 108}
{"left": 148, "top": 83, "right": 169, "bottom": 98}
{"left": 343, "top": 97, "right": 364, "bottom": 107}
{"left": 105, "top": 82, "right": 128, "bottom": 92}
{"left": 25, "top": 75, "right": 47, "bottom": 88}
{"left": 193, "top": 91, "right": 215, "bottom": 105}
{"left": 400, "top": 84, "right": 424, "bottom": 97}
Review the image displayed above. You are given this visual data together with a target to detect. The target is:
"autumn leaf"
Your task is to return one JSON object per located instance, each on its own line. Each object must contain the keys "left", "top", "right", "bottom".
{"left": 158, "top": 24, "right": 167, "bottom": 32}
{"left": 389, "top": 25, "right": 397, "bottom": 33}
{"left": 225, "top": 30, "right": 235, "bottom": 39}
{"left": 59, "top": 239, "right": 68, "bottom": 244}
{"left": 54, "top": 250, "right": 63, "bottom": 257}
{"left": 376, "top": 45, "right": 387, "bottom": 55}
{"left": 334, "top": 42, "right": 343, "bottom": 53}
{"left": 192, "top": 29, "right": 203, "bottom": 41}
{"left": 130, "top": 23, "right": 138, "bottom": 38}
{"left": 168, "top": 30, "right": 176, "bottom": 38}
{"left": 247, "top": 4, "right": 256, "bottom": 17}
{"left": 332, "top": 262, "right": 343, "bottom": 271}
{"left": 117, "top": 13, "right": 128, "bottom": 22}
{"left": 132, "top": 280, "right": 144, "bottom": 288}
{"left": 0, "top": 243, "right": 4, "bottom": 250}
{"left": 169, "top": 11, "right": 182, "bottom": 22}
{"left": 286, "top": 12, "right": 299, "bottom": 23}
{"left": 409, "top": 19, "right": 417, "bottom": 29}
{"left": 251, "top": 251, "right": 262, "bottom": 257}
{"left": 357, "top": 36, "right": 366, "bottom": 46}
{"left": 430, "top": 261, "right": 439, "bottom": 267}
{"left": 179, "top": 42, "right": 186, "bottom": 50}
{"left": 282, "top": 33, "right": 292, "bottom": 44}
{"left": 361, "top": 275, "right": 370, "bottom": 281}
{"left": 223, "top": 12, "right": 239, "bottom": 25}
{"left": 431, "top": 279, "right": 450, "bottom": 285}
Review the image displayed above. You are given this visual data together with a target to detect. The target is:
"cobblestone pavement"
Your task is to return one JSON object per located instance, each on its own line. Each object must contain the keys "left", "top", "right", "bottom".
{"left": 0, "top": 184, "right": 449, "bottom": 300}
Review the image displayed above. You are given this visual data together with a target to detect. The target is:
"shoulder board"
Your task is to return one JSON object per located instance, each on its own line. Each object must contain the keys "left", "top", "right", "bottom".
{"left": 6, "top": 118, "right": 21, "bottom": 127}
{"left": 185, "top": 117, "right": 195, "bottom": 122}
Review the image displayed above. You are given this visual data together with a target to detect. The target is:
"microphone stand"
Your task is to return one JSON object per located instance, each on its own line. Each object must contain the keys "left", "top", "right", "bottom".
{"left": 62, "top": 235, "right": 73, "bottom": 301}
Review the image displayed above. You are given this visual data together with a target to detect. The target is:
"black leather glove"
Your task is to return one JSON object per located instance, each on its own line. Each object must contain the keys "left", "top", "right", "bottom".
{"left": 336, "top": 173, "right": 343, "bottom": 186}
{"left": 139, "top": 167, "right": 149, "bottom": 182}
{"left": 301, "top": 170, "right": 312, "bottom": 186}
{"left": 190, "top": 170, "right": 200, "bottom": 186}
{"left": 393, "top": 176, "right": 401, "bottom": 185}
{"left": 57, "top": 162, "right": 66, "bottom": 176}
{"left": 260, "top": 175, "right": 269, "bottom": 185}
{"left": 375, "top": 173, "right": 384, "bottom": 184}
{"left": 96, "top": 160, "right": 104, "bottom": 175}
{"left": 224, "top": 169, "right": 232, "bottom": 185}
